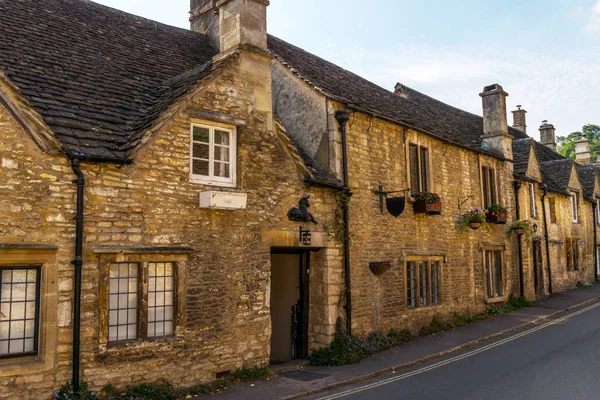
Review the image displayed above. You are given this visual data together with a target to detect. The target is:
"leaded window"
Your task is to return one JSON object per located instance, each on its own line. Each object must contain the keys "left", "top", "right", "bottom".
{"left": 482, "top": 167, "right": 497, "bottom": 209}
{"left": 409, "top": 144, "right": 429, "bottom": 195}
{"left": 0, "top": 267, "right": 40, "bottom": 358}
{"left": 109, "top": 263, "right": 138, "bottom": 342}
{"left": 485, "top": 251, "right": 503, "bottom": 298}
{"left": 407, "top": 260, "right": 440, "bottom": 308}
{"left": 148, "top": 262, "right": 175, "bottom": 338}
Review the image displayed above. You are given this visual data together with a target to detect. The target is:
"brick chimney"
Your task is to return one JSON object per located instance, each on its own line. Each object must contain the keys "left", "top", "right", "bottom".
{"left": 190, "top": 0, "right": 269, "bottom": 54}
{"left": 480, "top": 84, "right": 512, "bottom": 160}
{"left": 511, "top": 105, "right": 527, "bottom": 134}
{"left": 575, "top": 135, "right": 591, "bottom": 164}
{"left": 539, "top": 121, "right": 557, "bottom": 152}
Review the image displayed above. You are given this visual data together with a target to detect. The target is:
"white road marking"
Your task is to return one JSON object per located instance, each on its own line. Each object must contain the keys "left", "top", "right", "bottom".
{"left": 316, "top": 302, "right": 600, "bottom": 400}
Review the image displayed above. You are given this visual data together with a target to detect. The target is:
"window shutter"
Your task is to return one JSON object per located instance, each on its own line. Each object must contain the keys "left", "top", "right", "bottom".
{"left": 409, "top": 145, "right": 419, "bottom": 194}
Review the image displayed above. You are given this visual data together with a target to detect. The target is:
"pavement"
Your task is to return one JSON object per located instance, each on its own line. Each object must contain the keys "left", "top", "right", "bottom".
{"left": 202, "top": 284, "right": 600, "bottom": 400}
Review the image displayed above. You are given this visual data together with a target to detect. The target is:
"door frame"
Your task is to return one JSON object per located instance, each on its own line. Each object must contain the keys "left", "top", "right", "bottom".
{"left": 532, "top": 239, "right": 544, "bottom": 297}
{"left": 270, "top": 248, "right": 311, "bottom": 360}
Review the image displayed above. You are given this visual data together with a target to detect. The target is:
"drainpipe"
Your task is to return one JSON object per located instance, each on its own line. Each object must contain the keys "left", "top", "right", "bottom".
{"left": 541, "top": 185, "right": 553, "bottom": 294}
{"left": 335, "top": 110, "right": 352, "bottom": 335}
{"left": 593, "top": 200, "right": 598, "bottom": 281}
{"left": 513, "top": 181, "right": 524, "bottom": 298}
{"left": 71, "top": 157, "right": 85, "bottom": 391}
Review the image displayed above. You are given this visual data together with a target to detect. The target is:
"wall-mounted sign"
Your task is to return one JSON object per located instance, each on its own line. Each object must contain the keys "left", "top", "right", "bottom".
{"left": 288, "top": 196, "right": 318, "bottom": 224}
{"left": 299, "top": 226, "right": 312, "bottom": 246}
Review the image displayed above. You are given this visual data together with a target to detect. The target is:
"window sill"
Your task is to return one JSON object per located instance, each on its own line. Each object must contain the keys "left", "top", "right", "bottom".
{"left": 407, "top": 303, "right": 442, "bottom": 310}
{"left": 485, "top": 296, "right": 508, "bottom": 304}
{"left": 0, "top": 355, "right": 51, "bottom": 377}
{"left": 189, "top": 176, "right": 236, "bottom": 188}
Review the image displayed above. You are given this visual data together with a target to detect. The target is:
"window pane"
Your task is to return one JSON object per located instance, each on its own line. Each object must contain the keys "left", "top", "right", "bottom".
{"left": 489, "top": 169, "right": 496, "bottom": 204}
{"left": 214, "top": 145, "right": 230, "bottom": 162}
{"left": 419, "top": 261, "right": 428, "bottom": 306}
{"left": 420, "top": 147, "right": 428, "bottom": 192}
{"left": 409, "top": 145, "right": 419, "bottom": 195}
{"left": 193, "top": 143, "right": 209, "bottom": 160}
{"left": 0, "top": 268, "right": 39, "bottom": 357}
{"left": 406, "top": 262, "right": 416, "bottom": 307}
{"left": 485, "top": 252, "right": 493, "bottom": 298}
{"left": 147, "top": 262, "right": 175, "bottom": 338}
{"left": 482, "top": 167, "right": 489, "bottom": 208}
{"left": 192, "top": 126, "right": 209, "bottom": 143}
{"left": 192, "top": 159, "right": 209, "bottom": 176}
{"left": 213, "top": 162, "right": 230, "bottom": 178}
{"left": 494, "top": 251, "right": 503, "bottom": 297}
{"left": 214, "top": 130, "right": 230, "bottom": 146}
{"left": 431, "top": 262, "right": 439, "bottom": 305}
{"left": 108, "top": 263, "right": 138, "bottom": 342}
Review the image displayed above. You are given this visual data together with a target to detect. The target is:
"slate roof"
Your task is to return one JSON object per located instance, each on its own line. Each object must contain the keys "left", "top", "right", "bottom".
{"left": 0, "top": 0, "right": 219, "bottom": 161}
{"left": 512, "top": 138, "right": 533, "bottom": 178}
{"left": 268, "top": 35, "right": 529, "bottom": 158}
{"left": 539, "top": 159, "right": 575, "bottom": 196}
{"left": 576, "top": 165, "right": 598, "bottom": 201}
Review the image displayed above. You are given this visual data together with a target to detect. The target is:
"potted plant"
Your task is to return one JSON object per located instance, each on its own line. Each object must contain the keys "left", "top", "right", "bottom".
{"left": 508, "top": 220, "right": 532, "bottom": 244}
{"left": 459, "top": 209, "right": 489, "bottom": 232}
{"left": 413, "top": 192, "right": 442, "bottom": 215}
{"left": 486, "top": 204, "right": 507, "bottom": 224}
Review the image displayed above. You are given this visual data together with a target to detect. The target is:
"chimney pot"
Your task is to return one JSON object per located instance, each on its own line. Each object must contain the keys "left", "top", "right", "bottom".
{"left": 575, "top": 135, "right": 591, "bottom": 165}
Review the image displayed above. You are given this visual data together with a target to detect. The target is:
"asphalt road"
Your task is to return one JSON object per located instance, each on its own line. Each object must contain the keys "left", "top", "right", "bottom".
{"left": 310, "top": 301, "right": 600, "bottom": 400}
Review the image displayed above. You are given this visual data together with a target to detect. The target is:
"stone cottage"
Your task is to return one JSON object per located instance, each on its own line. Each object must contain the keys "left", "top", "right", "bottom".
{"left": 1, "top": 0, "right": 599, "bottom": 398}
{"left": 0, "top": 0, "right": 345, "bottom": 398}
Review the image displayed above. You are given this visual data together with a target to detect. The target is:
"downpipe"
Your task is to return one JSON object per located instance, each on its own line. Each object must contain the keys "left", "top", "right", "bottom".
{"left": 335, "top": 110, "right": 353, "bottom": 335}
{"left": 593, "top": 200, "right": 598, "bottom": 282}
{"left": 71, "top": 157, "right": 85, "bottom": 391}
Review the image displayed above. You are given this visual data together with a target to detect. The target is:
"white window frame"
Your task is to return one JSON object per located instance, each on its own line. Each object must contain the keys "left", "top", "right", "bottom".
{"left": 484, "top": 250, "right": 504, "bottom": 299}
{"left": 529, "top": 183, "right": 537, "bottom": 219}
{"left": 596, "top": 200, "right": 600, "bottom": 225}
{"left": 571, "top": 192, "right": 579, "bottom": 223}
{"left": 189, "top": 123, "right": 237, "bottom": 187}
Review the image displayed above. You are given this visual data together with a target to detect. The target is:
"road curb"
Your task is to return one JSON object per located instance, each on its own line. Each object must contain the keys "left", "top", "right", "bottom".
{"left": 280, "top": 295, "right": 600, "bottom": 400}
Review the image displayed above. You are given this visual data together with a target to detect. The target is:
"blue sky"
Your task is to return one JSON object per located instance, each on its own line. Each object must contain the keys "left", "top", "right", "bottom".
{"left": 94, "top": 0, "right": 600, "bottom": 140}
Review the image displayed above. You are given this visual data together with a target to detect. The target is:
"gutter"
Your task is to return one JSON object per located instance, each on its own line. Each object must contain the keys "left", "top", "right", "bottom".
{"left": 513, "top": 181, "right": 525, "bottom": 298}
{"left": 70, "top": 157, "right": 85, "bottom": 391}
{"left": 335, "top": 110, "right": 353, "bottom": 335}
{"left": 541, "top": 185, "right": 553, "bottom": 294}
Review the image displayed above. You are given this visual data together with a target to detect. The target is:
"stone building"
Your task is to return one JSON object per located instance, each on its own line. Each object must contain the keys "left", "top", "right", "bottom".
{"left": 1, "top": 0, "right": 599, "bottom": 398}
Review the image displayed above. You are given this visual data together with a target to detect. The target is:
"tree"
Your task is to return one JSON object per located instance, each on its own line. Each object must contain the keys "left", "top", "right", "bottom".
{"left": 557, "top": 124, "right": 600, "bottom": 161}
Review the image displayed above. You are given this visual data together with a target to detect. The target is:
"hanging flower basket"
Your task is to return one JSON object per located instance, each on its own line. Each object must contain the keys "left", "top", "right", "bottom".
{"left": 459, "top": 209, "right": 489, "bottom": 233}
{"left": 413, "top": 192, "right": 442, "bottom": 215}
{"left": 468, "top": 221, "right": 483, "bottom": 230}
{"left": 513, "top": 227, "right": 525, "bottom": 235}
{"left": 485, "top": 204, "right": 507, "bottom": 224}
{"left": 508, "top": 220, "right": 533, "bottom": 245}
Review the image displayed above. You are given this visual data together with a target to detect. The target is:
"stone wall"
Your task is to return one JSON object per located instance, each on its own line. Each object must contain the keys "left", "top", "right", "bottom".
{"left": 327, "top": 100, "right": 517, "bottom": 336}
{"left": 0, "top": 51, "right": 342, "bottom": 399}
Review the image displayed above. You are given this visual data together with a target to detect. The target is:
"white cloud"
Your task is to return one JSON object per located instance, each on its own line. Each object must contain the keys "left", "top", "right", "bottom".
{"left": 585, "top": 0, "right": 600, "bottom": 32}
{"left": 316, "top": 43, "right": 600, "bottom": 140}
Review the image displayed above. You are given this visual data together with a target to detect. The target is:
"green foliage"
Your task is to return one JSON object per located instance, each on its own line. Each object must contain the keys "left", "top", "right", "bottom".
{"left": 487, "top": 295, "right": 532, "bottom": 315}
{"left": 418, "top": 316, "right": 453, "bottom": 336}
{"left": 54, "top": 381, "right": 97, "bottom": 400}
{"left": 508, "top": 294, "right": 532, "bottom": 308}
{"left": 576, "top": 280, "right": 585, "bottom": 288}
{"left": 486, "top": 203, "right": 507, "bottom": 215}
{"left": 308, "top": 325, "right": 412, "bottom": 366}
{"left": 508, "top": 220, "right": 533, "bottom": 245}
{"left": 100, "top": 367, "right": 270, "bottom": 399}
{"left": 459, "top": 209, "right": 489, "bottom": 233}
{"left": 414, "top": 191, "right": 442, "bottom": 204}
{"left": 557, "top": 124, "right": 600, "bottom": 160}
{"left": 453, "top": 312, "right": 490, "bottom": 326}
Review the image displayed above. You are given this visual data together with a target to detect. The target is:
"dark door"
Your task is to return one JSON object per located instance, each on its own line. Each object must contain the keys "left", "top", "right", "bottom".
{"left": 270, "top": 250, "right": 310, "bottom": 363}
{"left": 533, "top": 240, "right": 544, "bottom": 298}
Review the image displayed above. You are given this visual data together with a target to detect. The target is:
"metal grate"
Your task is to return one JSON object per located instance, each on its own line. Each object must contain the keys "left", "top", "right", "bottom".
{"left": 148, "top": 262, "right": 175, "bottom": 338}
{"left": 108, "top": 263, "right": 138, "bottom": 342}
{"left": 0, "top": 267, "right": 40, "bottom": 358}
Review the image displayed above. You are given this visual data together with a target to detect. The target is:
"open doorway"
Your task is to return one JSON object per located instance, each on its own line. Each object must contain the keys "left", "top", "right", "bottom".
{"left": 533, "top": 239, "right": 544, "bottom": 298}
{"left": 270, "top": 250, "right": 309, "bottom": 363}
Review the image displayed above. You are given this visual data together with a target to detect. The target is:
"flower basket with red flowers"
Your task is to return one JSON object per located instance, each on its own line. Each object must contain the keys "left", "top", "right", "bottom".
{"left": 485, "top": 204, "right": 507, "bottom": 224}
{"left": 413, "top": 192, "right": 442, "bottom": 215}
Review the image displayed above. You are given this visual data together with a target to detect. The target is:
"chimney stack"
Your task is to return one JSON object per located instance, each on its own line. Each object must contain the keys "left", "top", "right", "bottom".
{"left": 480, "top": 84, "right": 512, "bottom": 160}
{"left": 190, "top": 0, "right": 269, "bottom": 54}
{"left": 575, "top": 135, "right": 591, "bottom": 165}
{"left": 511, "top": 105, "right": 527, "bottom": 134}
{"left": 539, "top": 121, "right": 557, "bottom": 152}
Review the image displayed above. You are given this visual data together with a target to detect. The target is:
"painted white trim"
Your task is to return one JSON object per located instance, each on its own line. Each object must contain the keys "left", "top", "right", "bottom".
{"left": 189, "top": 123, "right": 237, "bottom": 187}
